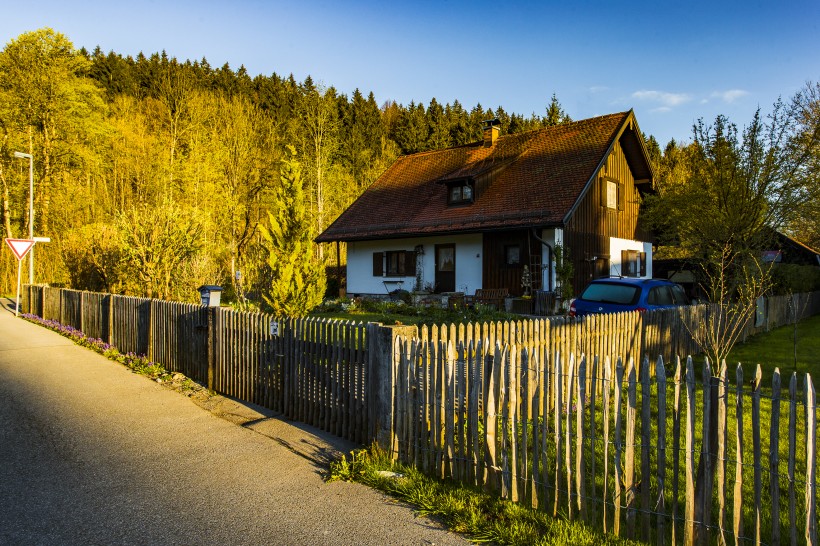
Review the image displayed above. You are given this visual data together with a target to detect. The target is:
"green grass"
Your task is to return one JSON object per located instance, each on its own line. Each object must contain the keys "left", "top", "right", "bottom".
{"left": 311, "top": 298, "right": 519, "bottom": 327}
{"left": 724, "top": 314, "right": 820, "bottom": 378}
{"left": 328, "top": 443, "right": 644, "bottom": 546}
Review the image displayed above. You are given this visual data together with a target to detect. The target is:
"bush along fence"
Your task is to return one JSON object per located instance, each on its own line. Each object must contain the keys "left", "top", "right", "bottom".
{"left": 20, "top": 285, "right": 820, "bottom": 545}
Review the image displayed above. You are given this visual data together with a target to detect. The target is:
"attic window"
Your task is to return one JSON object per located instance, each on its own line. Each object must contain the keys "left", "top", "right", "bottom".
{"left": 601, "top": 177, "right": 624, "bottom": 210}
{"left": 447, "top": 182, "right": 474, "bottom": 205}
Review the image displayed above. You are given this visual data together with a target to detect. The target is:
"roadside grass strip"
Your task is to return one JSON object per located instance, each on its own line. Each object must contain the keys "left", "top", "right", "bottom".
{"left": 328, "top": 443, "right": 643, "bottom": 546}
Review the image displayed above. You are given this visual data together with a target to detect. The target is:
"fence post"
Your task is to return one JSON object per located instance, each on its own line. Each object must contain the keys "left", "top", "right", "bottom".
{"left": 207, "top": 306, "right": 217, "bottom": 391}
{"left": 107, "top": 295, "right": 114, "bottom": 345}
{"left": 146, "top": 300, "right": 155, "bottom": 361}
{"left": 79, "top": 291, "right": 85, "bottom": 334}
{"left": 367, "top": 323, "right": 418, "bottom": 457}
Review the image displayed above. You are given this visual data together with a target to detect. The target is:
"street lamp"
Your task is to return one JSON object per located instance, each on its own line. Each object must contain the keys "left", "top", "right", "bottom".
{"left": 13, "top": 151, "right": 34, "bottom": 285}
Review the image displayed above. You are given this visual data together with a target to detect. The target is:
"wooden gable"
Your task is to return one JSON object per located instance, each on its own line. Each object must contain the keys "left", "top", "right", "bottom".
{"left": 564, "top": 135, "right": 652, "bottom": 290}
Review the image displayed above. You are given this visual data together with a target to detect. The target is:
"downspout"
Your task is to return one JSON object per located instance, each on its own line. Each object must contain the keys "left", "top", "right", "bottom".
{"left": 531, "top": 228, "right": 553, "bottom": 292}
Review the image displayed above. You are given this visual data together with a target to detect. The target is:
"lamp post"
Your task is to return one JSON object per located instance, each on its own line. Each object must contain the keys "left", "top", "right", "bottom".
{"left": 13, "top": 151, "right": 34, "bottom": 285}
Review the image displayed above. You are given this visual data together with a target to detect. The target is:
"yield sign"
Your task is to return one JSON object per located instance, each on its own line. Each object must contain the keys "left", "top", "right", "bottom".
{"left": 4, "top": 238, "right": 35, "bottom": 261}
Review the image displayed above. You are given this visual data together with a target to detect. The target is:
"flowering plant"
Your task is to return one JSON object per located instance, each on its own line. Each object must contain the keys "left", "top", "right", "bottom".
{"left": 22, "top": 314, "right": 167, "bottom": 379}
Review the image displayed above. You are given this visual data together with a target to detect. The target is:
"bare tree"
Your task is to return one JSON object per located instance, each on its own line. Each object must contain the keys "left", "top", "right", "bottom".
{"left": 689, "top": 242, "right": 772, "bottom": 372}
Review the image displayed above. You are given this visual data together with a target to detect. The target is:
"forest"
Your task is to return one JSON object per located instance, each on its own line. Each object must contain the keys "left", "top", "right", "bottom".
{"left": 1, "top": 28, "right": 818, "bottom": 310}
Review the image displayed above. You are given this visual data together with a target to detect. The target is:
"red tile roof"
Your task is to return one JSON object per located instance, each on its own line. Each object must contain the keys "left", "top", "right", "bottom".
{"left": 317, "top": 110, "right": 647, "bottom": 242}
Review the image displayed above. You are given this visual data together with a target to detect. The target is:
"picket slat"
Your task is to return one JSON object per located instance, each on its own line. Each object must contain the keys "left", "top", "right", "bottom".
{"left": 717, "top": 361, "right": 728, "bottom": 546}
{"left": 770, "top": 368, "right": 782, "bottom": 546}
{"left": 789, "top": 373, "right": 798, "bottom": 546}
{"left": 806, "top": 374, "right": 817, "bottom": 546}
{"left": 656, "top": 356, "right": 668, "bottom": 546}
{"left": 602, "top": 356, "right": 612, "bottom": 533}
{"left": 685, "top": 357, "right": 696, "bottom": 546}
{"left": 640, "top": 355, "right": 651, "bottom": 542}
{"left": 576, "top": 354, "right": 586, "bottom": 520}
{"left": 734, "top": 364, "right": 745, "bottom": 545}
{"left": 614, "top": 356, "right": 624, "bottom": 536}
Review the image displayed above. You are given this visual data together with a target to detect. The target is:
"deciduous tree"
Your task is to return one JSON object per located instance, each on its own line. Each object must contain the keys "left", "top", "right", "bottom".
{"left": 117, "top": 199, "right": 204, "bottom": 300}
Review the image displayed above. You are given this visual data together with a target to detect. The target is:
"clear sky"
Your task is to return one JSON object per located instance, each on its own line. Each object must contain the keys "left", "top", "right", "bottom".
{"left": 2, "top": 0, "right": 818, "bottom": 146}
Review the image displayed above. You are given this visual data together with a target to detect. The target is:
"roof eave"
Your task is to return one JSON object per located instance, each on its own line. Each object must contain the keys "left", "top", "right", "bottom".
{"left": 316, "top": 221, "right": 563, "bottom": 243}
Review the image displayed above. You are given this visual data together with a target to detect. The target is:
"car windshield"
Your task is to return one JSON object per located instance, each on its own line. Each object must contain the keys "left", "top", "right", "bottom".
{"left": 580, "top": 283, "right": 640, "bottom": 305}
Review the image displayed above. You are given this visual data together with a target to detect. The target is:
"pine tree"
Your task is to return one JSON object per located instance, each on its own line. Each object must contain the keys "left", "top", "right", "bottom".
{"left": 259, "top": 146, "right": 326, "bottom": 317}
{"left": 544, "top": 93, "right": 570, "bottom": 126}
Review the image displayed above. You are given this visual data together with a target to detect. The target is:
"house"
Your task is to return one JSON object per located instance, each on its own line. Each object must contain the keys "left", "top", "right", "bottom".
{"left": 316, "top": 110, "right": 656, "bottom": 300}
{"left": 761, "top": 230, "right": 820, "bottom": 266}
{"left": 655, "top": 229, "right": 820, "bottom": 299}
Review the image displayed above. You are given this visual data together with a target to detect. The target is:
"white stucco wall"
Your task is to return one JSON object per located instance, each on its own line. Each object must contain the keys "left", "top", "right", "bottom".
{"left": 346, "top": 234, "right": 483, "bottom": 296}
{"left": 609, "top": 237, "right": 653, "bottom": 278}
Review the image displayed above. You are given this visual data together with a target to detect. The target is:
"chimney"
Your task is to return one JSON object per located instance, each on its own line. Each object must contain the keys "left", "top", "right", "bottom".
{"left": 483, "top": 118, "right": 500, "bottom": 147}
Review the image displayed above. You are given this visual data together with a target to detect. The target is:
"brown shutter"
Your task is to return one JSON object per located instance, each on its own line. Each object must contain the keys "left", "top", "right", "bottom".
{"left": 372, "top": 252, "right": 383, "bottom": 276}
{"left": 618, "top": 182, "right": 625, "bottom": 211}
{"left": 405, "top": 251, "right": 417, "bottom": 276}
{"left": 640, "top": 252, "right": 647, "bottom": 277}
{"left": 600, "top": 178, "right": 607, "bottom": 207}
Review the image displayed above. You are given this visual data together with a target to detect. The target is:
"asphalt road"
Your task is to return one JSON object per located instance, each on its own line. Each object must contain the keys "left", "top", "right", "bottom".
{"left": 0, "top": 299, "right": 467, "bottom": 545}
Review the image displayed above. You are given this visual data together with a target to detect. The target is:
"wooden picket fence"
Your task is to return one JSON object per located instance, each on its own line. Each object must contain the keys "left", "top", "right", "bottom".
{"left": 393, "top": 338, "right": 818, "bottom": 546}
{"left": 23, "top": 285, "right": 372, "bottom": 445}
{"left": 20, "top": 285, "right": 820, "bottom": 545}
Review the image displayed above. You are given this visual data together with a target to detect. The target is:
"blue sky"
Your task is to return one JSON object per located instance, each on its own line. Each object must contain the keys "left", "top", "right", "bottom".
{"left": 2, "top": 0, "right": 818, "bottom": 146}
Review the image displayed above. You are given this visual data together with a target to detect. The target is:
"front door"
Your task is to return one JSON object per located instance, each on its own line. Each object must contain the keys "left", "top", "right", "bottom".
{"left": 435, "top": 244, "right": 455, "bottom": 293}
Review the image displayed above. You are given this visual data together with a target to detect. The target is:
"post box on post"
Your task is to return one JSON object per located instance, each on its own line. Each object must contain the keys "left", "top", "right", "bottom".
{"left": 197, "top": 285, "right": 223, "bottom": 307}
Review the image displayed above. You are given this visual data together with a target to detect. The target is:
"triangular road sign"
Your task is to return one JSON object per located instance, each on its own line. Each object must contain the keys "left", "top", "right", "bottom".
{"left": 4, "top": 238, "right": 35, "bottom": 261}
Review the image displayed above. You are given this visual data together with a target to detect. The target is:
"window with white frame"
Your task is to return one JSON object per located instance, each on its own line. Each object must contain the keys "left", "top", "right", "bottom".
{"left": 621, "top": 249, "right": 647, "bottom": 277}
{"left": 372, "top": 251, "right": 416, "bottom": 277}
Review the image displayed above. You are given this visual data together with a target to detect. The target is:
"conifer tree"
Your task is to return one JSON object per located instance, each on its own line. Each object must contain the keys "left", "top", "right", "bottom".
{"left": 544, "top": 93, "right": 571, "bottom": 126}
{"left": 259, "top": 146, "right": 325, "bottom": 317}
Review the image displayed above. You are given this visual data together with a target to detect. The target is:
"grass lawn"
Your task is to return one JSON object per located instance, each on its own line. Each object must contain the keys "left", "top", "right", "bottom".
{"left": 724, "top": 313, "right": 820, "bottom": 378}
{"left": 310, "top": 299, "right": 519, "bottom": 327}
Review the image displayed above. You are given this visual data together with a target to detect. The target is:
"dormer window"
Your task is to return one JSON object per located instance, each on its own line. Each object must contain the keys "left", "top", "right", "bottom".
{"left": 447, "top": 181, "right": 474, "bottom": 205}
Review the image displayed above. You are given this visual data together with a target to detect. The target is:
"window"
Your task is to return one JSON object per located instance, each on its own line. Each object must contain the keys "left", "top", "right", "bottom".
{"left": 437, "top": 247, "right": 455, "bottom": 272}
{"left": 671, "top": 285, "right": 689, "bottom": 305}
{"left": 593, "top": 257, "right": 610, "bottom": 279}
{"left": 372, "top": 251, "right": 416, "bottom": 277}
{"left": 648, "top": 286, "right": 674, "bottom": 305}
{"left": 606, "top": 180, "right": 618, "bottom": 209}
{"left": 505, "top": 245, "right": 521, "bottom": 266}
{"left": 447, "top": 181, "right": 474, "bottom": 205}
{"left": 601, "top": 178, "right": 624, "bottom": 210}
{"left": 621, "top": 250, "right": 647, "bottom": 277}
{"left": 579, "top": 282, "right": 640, "bottom": 305}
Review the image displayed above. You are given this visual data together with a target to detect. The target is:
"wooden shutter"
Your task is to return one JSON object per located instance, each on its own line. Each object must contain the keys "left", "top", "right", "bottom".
{"left": 639, "top": 252, "right": 647, "bottom": 277}
{"left": 618, "top": 182, "right": 625, "bottom": 210}
{"left": 405, "top": 251, "right": 417, "bottom": 276}
{"left": 372, "top": 252, "right": 383, "bottom": 276}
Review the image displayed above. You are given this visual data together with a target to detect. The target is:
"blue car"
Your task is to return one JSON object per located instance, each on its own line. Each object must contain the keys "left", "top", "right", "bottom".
{"left": 569, "top": 278, "right": 689, "bottom": 317}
